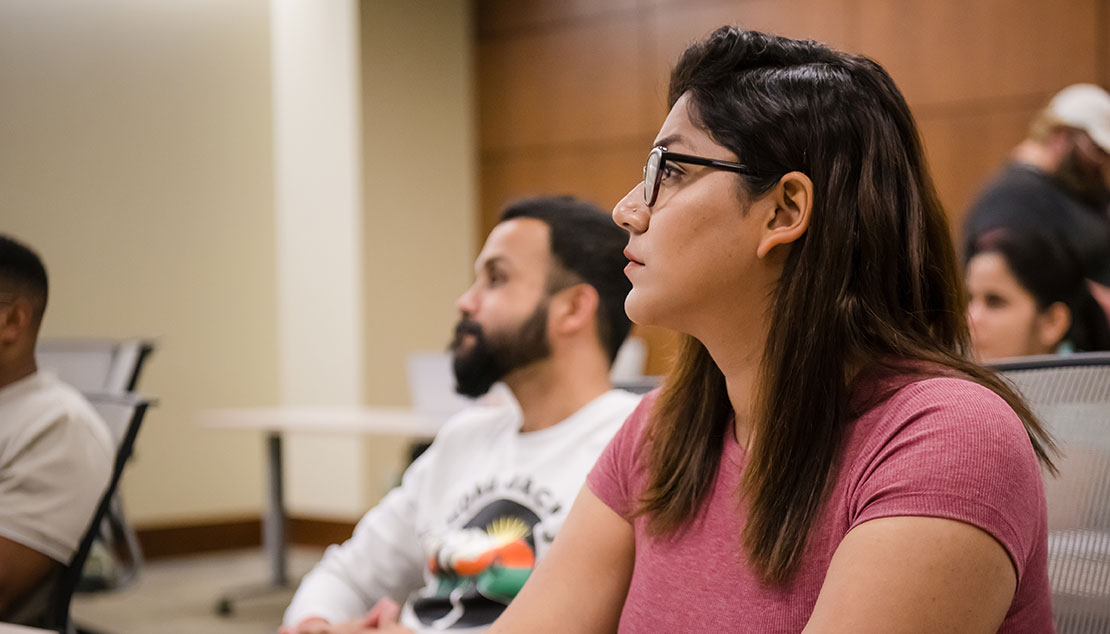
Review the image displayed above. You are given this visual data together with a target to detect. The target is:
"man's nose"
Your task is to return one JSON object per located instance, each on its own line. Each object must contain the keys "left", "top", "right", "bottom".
{"left": 456, "top": 283, "right": 478, "bottom": 315}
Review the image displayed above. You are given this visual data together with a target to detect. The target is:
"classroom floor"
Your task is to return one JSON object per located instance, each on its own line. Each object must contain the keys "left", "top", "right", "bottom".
{"left": 71, "top": 546, "right": 325, "bottom": 634}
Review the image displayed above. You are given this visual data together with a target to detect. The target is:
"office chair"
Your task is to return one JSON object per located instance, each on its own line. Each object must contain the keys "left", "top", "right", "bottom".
{"left": 42, "top": 393, "right": 152, "bottom": 634}
{"left": 992, "top": 352, "right": 1110, "bottom": 634}
{"left": 35, "top": 338, "right": 156, "bottom": 591}
{"left": 613, "top": 376, "right": 662, "bottom": 395}
{"left": 35, "top": 338, "right": 155, "bottom": 394}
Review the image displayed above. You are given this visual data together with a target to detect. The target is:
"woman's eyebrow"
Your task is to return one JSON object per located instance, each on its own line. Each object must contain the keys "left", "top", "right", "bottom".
{"left": 653, "top": 133, "right": 687, "bottom": 149}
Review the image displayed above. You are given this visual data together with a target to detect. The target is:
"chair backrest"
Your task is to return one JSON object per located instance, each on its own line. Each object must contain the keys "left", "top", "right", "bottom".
{"left": 35, "top": 338, "right": 155, "bottom": 394}
{"left": 42, "top": 393, "right": 152, "bottom": 633}
{"left": 610, "top": 335, "right": 647, "bottom": 383}
{"left": 992, "top": 352, "right": 1110, "bottom": 634}
{"left": 613, "top": 375, "right": 663, "bottom": 395}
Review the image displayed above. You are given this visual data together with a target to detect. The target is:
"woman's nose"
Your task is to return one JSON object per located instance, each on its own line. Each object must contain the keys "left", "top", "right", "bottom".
{"left": 613, "top": 185, "right": 649, "bottom": 234}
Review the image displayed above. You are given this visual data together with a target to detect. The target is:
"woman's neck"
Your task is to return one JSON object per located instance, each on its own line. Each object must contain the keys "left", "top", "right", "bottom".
{"left": 698, "top": 326, "right": 765, "bottom": 449}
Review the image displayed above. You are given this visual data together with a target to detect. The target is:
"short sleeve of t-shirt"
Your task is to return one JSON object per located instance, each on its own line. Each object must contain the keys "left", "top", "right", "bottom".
{"left": 587, "top": 391, "right": 657, "bottom": 520}
{"left": 0, "top": 385, "right": 113, "bottom": 564}
{"left": 845, "top": 377, "right": 1045, "bottom": 582}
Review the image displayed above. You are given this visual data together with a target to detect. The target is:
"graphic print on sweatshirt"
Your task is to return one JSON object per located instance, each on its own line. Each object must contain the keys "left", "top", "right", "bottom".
{"left": 410, "top": 475, "right": 563, "bottom": 629}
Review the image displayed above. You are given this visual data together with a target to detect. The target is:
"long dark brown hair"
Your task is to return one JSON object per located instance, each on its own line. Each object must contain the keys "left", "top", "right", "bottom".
{"left": 637, "top": 27, "right": 1057, "bottom": 585}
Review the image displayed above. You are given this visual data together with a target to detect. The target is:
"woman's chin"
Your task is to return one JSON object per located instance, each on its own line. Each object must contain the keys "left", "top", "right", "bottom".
{"left": 624, "top": 292, "right": 667, "bottom": 329}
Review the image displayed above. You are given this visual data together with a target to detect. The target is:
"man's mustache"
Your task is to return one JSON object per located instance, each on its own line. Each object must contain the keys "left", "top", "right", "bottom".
{"left": 449, "top": 318, "right": 483, "bottom": 350}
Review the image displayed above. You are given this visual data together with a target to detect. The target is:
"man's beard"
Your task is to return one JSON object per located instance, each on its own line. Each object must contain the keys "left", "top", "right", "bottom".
{"left": 449, "top": 300, "right": 552, "bottom": 398}
{"left": 1056, "top": 144, "right": 1110, "bottom": 209}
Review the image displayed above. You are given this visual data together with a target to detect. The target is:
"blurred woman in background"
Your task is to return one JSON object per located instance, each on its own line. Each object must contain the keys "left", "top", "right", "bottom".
{"left": 967, "top": 227, "right": 1110, "bottom": 361}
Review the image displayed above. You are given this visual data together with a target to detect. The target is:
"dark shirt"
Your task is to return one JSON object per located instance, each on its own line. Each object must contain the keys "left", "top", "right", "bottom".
{"left": 963, "top": 163, "right": 1110, "bottom": 285}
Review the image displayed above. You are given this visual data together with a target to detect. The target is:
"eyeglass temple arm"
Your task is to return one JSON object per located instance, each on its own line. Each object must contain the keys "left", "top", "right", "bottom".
{"left": 663, "top": 151, "right": 748, "bottom": 173}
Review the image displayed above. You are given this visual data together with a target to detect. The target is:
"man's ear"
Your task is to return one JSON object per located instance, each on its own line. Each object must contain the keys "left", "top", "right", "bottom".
{"left": 756, "top": 171, "right": 813, "bottom": 259}
{"left": 548, "top": 283, "right": 599, "bottom": 337}
{"left": 0, "top": 297, "right": 32, "bottom": 346}
{"left": 1035, "top": 301, "right": 1072, "bottom": 350}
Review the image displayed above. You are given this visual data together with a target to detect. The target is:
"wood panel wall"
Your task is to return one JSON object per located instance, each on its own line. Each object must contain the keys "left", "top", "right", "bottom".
{"left": 475, "top": 0, "right": 1108, "bottom": 374}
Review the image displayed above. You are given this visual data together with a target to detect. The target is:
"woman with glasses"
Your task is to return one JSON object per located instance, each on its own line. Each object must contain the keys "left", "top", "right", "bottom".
{"left": 490, "top": 27, "right": 1056, "bottom": 633}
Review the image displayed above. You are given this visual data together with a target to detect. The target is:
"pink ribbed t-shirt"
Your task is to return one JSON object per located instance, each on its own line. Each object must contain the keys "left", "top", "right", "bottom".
{"left": 587, "top": 376, "right": 1054, "bottom": 633}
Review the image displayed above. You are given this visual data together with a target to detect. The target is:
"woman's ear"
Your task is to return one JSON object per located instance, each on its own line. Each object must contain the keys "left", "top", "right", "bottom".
{"left": 1035, "top": 301, "right": 1072, "bottom": 350}
{"left": 756, "top": 171, "right": 813, "bottom": 259}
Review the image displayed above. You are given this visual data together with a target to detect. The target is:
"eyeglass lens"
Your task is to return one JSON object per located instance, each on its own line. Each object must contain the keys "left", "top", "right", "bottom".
{"left": 643, "top": 149, "right": 662, "bottom": 206}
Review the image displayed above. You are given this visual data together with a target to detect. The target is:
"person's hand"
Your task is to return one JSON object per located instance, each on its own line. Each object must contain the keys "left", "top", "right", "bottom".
{"left": 277, "top": 615, "right": 381, "bottom": 634}
{"left": 368, "top": 624, "right": 414, "bottom": 634}
{"left": 360, "top": 598, "right": 414, "bottom": 632}
{"left": 1088, "top": 279, "right": 1110, "bottom": 322}
{"left": 275, "top": 599, "right": 411, "bottom": 634}
{"left": 363, "top": 598, "right": 401, "bottom": 628}
{"left": 277, "top": 616, "right": 332, "bottom": 634}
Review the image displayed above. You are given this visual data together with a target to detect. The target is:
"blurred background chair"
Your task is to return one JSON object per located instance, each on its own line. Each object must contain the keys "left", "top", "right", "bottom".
{"left": 992, "top": 352, "right": 1110, "bottom": 634}
{"left": 34, "top": 338, "right": 156, "bottom": 592}
{"left": 36, "top": 339, "right": 154, "bottom": 395}
{"left": 401, "top": 338, "right": 656, "bottom": 464}
{"left": 44, "top": 393, "right": 153, "bottom": 634}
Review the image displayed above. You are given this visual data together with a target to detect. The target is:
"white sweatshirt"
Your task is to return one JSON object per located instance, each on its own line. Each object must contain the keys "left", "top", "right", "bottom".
{"left": 283, "top": 388, "right": 641, "bottom": 632}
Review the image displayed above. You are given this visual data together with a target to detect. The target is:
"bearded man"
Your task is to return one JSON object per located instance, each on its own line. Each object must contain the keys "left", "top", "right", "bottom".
{"left": 963, "top": 84, "right": 1110, "bottom": 316}
{"left": 281, "top": 196, "right": 639, "bottom": 634}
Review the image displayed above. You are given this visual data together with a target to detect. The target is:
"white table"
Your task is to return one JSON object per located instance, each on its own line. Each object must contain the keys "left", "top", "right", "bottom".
{"left": 197, "top": 406, "right": 448, "bottom": 615}
{"left": 0, "top": 624, "right": 53, "bottom": 634}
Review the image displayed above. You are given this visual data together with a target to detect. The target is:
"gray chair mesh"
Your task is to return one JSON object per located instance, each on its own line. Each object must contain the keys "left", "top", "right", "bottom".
{"left": 996, "top": 353, "right": 1110, "bottom": 634}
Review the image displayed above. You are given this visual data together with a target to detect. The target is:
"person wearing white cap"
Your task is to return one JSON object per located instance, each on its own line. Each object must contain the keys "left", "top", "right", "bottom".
{"left": 963, "top": 83, "right": 1110, "bottom": 315}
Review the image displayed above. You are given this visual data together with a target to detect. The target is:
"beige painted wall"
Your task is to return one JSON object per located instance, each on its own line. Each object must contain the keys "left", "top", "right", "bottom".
{"left": 0, "top": 0, "right": 476, "bottom": 526}
{"left": 273, "top": 0, "right": 371, "bottom": 520}
{"left": 361, "top": 0, "right": 477, "bottom": 406}
{"left": 280, "top": 0, "right": 477, "bottom": 519}
{"left": 356, "top": 0, "right": 478, "bottom": 506}
{"left": 0, "top": 0, "right": 277, "bottom": 524}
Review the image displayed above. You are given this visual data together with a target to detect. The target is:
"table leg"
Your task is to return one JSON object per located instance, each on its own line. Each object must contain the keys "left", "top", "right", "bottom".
{"left": 213, "top": 431, "right": 291, "bottom": 616}
{"left": 264, "top": 431, "right": 288, "bottom": 586}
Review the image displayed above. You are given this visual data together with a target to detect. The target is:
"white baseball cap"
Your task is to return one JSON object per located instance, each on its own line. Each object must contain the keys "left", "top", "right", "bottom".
{"left": 1046, "top": 83, "right": 1110, "bottom": 154}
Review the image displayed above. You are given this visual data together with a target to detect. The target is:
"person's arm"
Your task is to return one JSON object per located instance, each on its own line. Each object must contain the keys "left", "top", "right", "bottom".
{"left": 0, "top": 399, "right": 112, "bottom": 619}
{"left": 804, "top": 379, "right": 1047, "bottom": 634}
{"left": 0, "top": 535, "right": 59, "bottom": 615}
{"left": 282, "top": 448, "right": 435, "bottom": 628}
{"left": 803, "top": 516, "right": 1015, "bottom": 634}
{"left": 488, "top": 487, "right": 635, "bottom": 634}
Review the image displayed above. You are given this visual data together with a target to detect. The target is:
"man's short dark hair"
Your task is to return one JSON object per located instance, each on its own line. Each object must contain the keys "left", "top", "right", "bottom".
{"left": 0, "top": 234, "right": 49, "bottom": 325}
{"left": 499, "top": 196, "right": 632, "bottom": 363}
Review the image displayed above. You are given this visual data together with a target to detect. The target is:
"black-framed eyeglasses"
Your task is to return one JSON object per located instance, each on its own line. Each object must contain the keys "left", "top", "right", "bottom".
{"left": 642, "top": 146, "right": 751, "bottom": 207}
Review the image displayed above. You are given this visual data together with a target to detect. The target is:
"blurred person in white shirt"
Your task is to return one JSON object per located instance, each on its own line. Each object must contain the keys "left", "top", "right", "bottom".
{"left": 0, "top": 234, "right": 113, "bottom": 626}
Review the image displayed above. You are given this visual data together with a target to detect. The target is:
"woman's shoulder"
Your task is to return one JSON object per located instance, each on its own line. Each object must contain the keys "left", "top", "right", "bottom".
{"left": 889, "top": 374, "right": 1009, "bottom": 405}
{"left": 852, "top": 373, "right": 1035, "bottom": 464}
{"left": 628, "top": 387, "right": 661, "bottom": 423}
{"left": 602, "top": 387, "right": 660, "bottom": 452}
{"left": 883, "top": 375, "right": 1018, "bottom": 422}
{"left": 852, "top": 362, "right": 1019, "bottom": 423}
